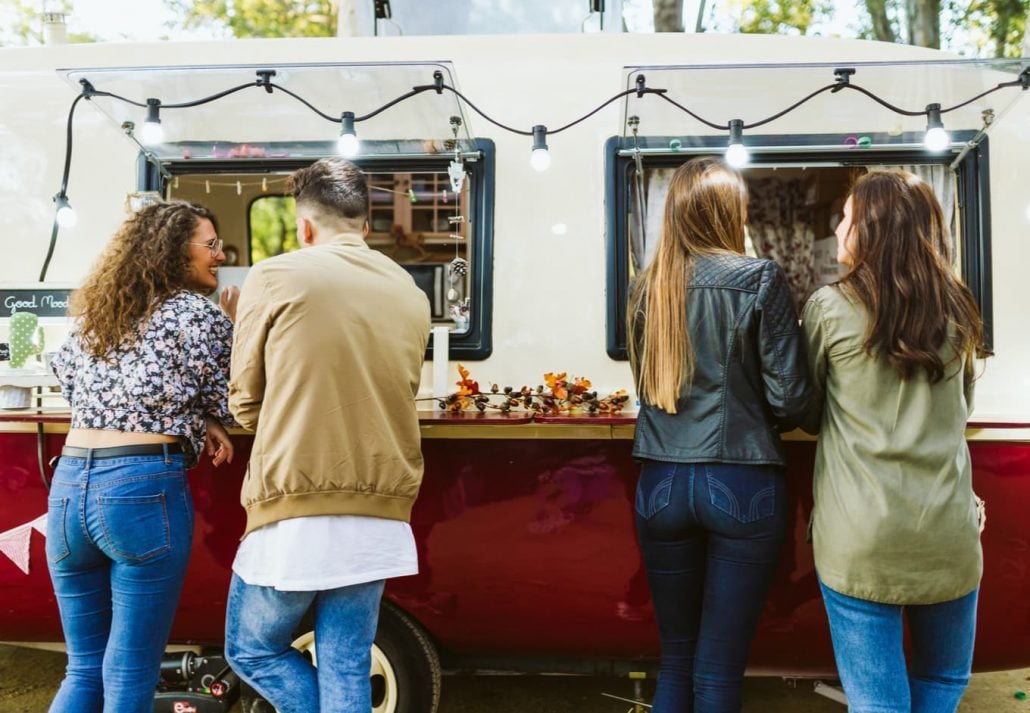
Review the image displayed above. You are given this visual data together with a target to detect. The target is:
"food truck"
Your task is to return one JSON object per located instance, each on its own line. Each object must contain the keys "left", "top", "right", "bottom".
{"left": 1, "top": 10, "right": 1028, "bottom": 712}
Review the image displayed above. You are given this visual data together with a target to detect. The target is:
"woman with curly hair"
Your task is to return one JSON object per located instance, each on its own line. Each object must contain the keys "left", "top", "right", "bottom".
{"left": 802, "top": 170, "right": 990, "bottom": 712}
{"left": 46, "top": 200, "right": 237, "bottom": 712}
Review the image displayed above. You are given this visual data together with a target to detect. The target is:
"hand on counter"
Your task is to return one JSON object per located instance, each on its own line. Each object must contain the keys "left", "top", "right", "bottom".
{"left": 219, "top": 285, "right": 240, "bottom": 323}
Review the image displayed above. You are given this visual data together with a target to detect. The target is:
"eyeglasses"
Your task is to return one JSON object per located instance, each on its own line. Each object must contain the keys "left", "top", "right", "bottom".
{"left": 190, "top": 238, "right": 223, "bottom": 256}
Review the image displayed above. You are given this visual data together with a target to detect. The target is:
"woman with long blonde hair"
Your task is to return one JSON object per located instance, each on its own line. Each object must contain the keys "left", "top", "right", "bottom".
{"left": 47, "top": 200, "right": 237, "bottom": 712}
{"left": 628, "top": 157, "right": 811, "bottom": 711}
{"left": 802, "top": 170, "right": 989, "bottom": 712}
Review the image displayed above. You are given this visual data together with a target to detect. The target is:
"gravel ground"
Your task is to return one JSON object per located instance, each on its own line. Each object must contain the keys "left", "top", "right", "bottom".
{"left": 1, "top": 645, "right": 1027, "bottom": 712}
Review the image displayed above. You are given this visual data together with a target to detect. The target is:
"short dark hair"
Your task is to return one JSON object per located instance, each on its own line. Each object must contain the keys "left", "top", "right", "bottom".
{"left": 288, "top": 158, "right": 368, "bottom": 221}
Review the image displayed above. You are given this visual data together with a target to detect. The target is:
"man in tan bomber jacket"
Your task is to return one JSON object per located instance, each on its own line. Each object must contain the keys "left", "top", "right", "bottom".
{"left": 224, "top": 158, "right": 431, "bottom": 713}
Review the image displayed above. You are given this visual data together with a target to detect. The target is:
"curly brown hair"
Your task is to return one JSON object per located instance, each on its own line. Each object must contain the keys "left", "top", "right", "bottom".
{"left": 71, "top": 201, "right": 217, "bottom": 358}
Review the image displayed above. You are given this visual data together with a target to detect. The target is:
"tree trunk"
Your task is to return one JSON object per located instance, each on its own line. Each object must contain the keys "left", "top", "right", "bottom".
{"left": 1025, "top": 2, "right": 1030, "bottom": 56}
{"left": 653, "top": 0, "right": 684, "bottom": 32}
{"left": 987, "top": 0, "right": 1028, "bottom": 57}
{"left": 865, "top": 0, "right": 896, "bottom": 42}
{"left": 1021, "top": 2, "right": 1030, "bottom": 55}
{"left": 905, "top": 0, "right": 940, "bottom": 48}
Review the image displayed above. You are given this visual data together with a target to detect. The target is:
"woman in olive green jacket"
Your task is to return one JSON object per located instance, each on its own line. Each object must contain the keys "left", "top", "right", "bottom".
{"left": 801, "top": 170, "right": 989, "bottom": 713}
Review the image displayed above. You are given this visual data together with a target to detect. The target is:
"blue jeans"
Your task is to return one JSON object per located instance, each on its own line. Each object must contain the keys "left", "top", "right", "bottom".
{"left": 635, "top": 461, "right": 787, "bottom": 713}
{"left": 225, "top": 573, "right": 385, "bottom": 713}
{"left": 819, "top": 580, "right": 978, "bottom": 712}
{"left": 45, "top": 449, "right": 193, "bottom": 713}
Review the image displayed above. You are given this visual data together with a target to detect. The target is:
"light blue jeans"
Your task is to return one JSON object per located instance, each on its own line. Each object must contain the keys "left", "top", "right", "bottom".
{"left": 45, "top": 449, "right": 193, "bottom": 713}
{"left": 819, "top": 579, "right": 978, "bottom": 713}
{"left": 225, "top": 573, "right": 385, "bottom": 713}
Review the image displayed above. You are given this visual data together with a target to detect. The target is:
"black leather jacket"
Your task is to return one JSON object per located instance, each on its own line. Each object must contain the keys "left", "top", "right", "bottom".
{"left": 632, "top": 254, "right": 812, "bottom": 466}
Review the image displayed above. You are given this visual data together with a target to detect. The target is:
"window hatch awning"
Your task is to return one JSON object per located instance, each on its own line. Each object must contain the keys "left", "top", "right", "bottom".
{"left": 617, "top": 58, "right": 1029, "bottom": 153}
{"left": 61, "top": 61, "right": 477, "bottom": 162}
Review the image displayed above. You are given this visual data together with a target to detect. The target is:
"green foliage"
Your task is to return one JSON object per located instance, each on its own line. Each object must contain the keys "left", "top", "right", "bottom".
{"left": 733, "top": 0, "right": 835, "bottom": 35}
{"left": 955, "top": 0, "right": 1028, "bottom": 57}
{"left": 709, "top": 0, "right": 1025, "bottom": 55}
{"left": 250, "top": 195, "right": 299, "bottom": 264}
{"left": 163, "top": 0, "right": 338, "bottom": 38}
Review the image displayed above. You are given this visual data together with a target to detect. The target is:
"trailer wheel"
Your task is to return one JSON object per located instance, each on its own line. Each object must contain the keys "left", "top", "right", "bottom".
{"left": 239, "top": 600, "right": 441, "bottom": 713}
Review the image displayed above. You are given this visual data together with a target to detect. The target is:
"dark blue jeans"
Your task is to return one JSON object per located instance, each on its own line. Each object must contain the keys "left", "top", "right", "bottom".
{"left": 635, "top": 461, "right": 787, "bottom": 713}
{"left": 45, "top": 449, "right": 193, "bottom": 713}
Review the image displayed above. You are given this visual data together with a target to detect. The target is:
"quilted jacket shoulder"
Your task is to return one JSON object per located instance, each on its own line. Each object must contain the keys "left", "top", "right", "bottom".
{"left": 632, "top": 253, "right": 813, "bottom": 466}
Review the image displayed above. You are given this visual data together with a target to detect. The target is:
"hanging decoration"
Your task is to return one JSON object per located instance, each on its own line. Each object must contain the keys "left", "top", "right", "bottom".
{"left": 0, "top": 514, "right": 47, "bottom": 575}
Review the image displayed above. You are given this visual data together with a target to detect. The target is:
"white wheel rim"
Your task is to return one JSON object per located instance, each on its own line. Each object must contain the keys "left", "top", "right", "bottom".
{"left": 290, "top": 633, "right": 398, "bottom": 713}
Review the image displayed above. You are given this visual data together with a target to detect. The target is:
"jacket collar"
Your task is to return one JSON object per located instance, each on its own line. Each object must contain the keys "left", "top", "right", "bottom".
{"left": 325, "top": 232, "right": 368, "bottom": 248}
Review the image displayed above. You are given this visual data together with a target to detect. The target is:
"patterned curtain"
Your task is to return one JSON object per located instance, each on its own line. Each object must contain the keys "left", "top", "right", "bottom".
{"left": 902, "top": 165, "right": 957, "bottom": 258}
{"left": 636, "top": 168, "right": 760, "bottom": 270}
{"left": 747, "top": 176, "right": 817, "bottom": 310}
{"left": 632, "top": 168, "right": 674, "bottom": 271}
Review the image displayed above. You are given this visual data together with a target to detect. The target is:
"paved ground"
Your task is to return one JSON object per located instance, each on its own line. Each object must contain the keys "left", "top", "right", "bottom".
{"left": 1, "top": 645, "right": 1027, "bottom": 712}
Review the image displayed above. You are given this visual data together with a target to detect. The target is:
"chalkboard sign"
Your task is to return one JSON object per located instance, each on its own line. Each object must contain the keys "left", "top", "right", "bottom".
{"left": 0, "top": 286, "right": 73, "bottom": 319}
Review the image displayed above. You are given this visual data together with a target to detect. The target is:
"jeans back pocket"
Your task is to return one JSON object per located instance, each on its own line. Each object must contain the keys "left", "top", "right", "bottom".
{"left": 705, "top": 464, "right": 779, "bottom": 524}
{"left": 635, "top": 462, "right": 677, "bottom": 519}
{"left": 45, "top": 497, "right": 71, "bottom": 564}
{"left": 97, "top": 493, "right": 171, "bottom": 562}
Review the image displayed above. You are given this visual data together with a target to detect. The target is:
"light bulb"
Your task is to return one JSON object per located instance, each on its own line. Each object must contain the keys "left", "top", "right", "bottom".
{"left": 530, "top": 148, "right": 551, "bottom": 172}
{"left": 337, "top": 132, "right": 360, "bottom": 157}
{"left": 923, "top": 126, "right": 950, "bottom": 152}
{"left": 923, "top": 103, "right": 950, "bottom": 153}
{"left": 337, "top": 111, "right": 359, "bottom": 158}
{"left": 725, "top": 143, "right": 750, "bottom": 168}
{"left": 140, "top": 98, "right": 164, "bottom": 145}
{"left": 725, "top": 119, "right": 750, "bottom": 168}
{"left": 530, "top": 124, "right": 550, "bottom": 172}
{"left": 56, "top": 202, "right": 77, "bottom": 228}
{"left": 140, "top": 120, "right": 164, "bottom": 145}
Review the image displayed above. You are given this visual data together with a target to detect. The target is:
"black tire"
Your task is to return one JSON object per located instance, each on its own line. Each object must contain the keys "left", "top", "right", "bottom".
{"left": 238, "top": 684, "right": 276, "bottom": 713}
{"left": 237, "top": 600, "right": 441, "bottom": 713}
{"left": 373, "top": 600, "right": 441, "bottom": 713}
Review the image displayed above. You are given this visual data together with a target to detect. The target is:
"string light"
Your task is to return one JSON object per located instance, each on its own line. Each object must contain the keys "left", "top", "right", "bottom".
{"left": 530, "top": 125, "right": 551, "bottom": 172}
{"left": 39, "top": 65, "right": 1028, "bottom": 281}
{"left": 54, "top": 193, "right": 77, "bottom": 228}
{"left": 337, "top": 111, "right": 359, "bottom": 158}
{"left": 923, "top": 103, "right": 951, "bottom": 152}
{"left": 140, "top": 98, "right": 164, "bottom": 145}
{"left": 725, "top": 119, "right": 749, "bottom": 168}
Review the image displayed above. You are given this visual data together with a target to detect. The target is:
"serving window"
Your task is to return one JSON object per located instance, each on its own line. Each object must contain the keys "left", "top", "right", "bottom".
{"left": 605, "top": 134, "right": 992, "bottom": 359}
{"left": 152, "top": 143, "right": 495, "bottom": 360}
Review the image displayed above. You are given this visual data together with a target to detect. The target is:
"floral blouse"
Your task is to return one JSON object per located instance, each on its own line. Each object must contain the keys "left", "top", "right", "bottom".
{"left": 52, "top": 291, "right": 234, "bottom": 467}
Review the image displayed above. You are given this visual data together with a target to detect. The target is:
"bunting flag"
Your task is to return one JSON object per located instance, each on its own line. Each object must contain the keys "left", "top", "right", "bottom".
{"left": 0, "top": 514, "right": 47, "bottom": 575}
{"left": 29, "top": 513, "right": 47, "bottom": 538}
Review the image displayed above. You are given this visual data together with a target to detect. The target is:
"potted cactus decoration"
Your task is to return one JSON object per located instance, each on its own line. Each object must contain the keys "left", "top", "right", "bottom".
{"left": 8, "top": 312, "right": 44, "bottom": 369}
{"left": 0, "top": 312, "right": 44, "bottom": 409}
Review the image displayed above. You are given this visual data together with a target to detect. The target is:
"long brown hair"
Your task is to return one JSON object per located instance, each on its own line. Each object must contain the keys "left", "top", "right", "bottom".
{"left": 71, "top": 201, "right": 217, "bottom": 358}
{"left": 839, "top": 170, "right": 990, "bottom": 382}
{"left": 627, "top": 158, "right": 748, "bottom": 413}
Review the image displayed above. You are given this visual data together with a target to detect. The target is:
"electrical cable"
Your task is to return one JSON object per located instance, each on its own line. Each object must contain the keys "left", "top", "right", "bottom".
{"left": 40, "top": 63, "right": 1028, "bottom": 281}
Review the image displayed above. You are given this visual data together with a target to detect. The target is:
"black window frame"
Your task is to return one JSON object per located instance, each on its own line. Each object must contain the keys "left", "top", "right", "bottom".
{"left": 139, "top": 140, "right": 495, "bottom": 361}
{"left": 604, "top": 132, "right": 992, "bottom": 360}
